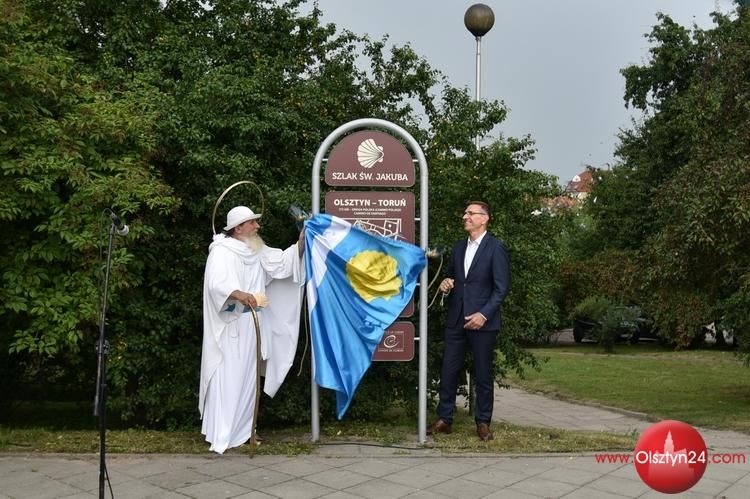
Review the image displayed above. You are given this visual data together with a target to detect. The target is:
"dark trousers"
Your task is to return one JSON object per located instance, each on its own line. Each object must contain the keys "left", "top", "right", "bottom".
{"left": 436, "top": 325, "right": 497, "bottom": 425}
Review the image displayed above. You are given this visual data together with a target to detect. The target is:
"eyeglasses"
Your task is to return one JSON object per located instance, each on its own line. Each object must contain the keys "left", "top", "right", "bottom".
{"left": 463, "top": 211, "right": 488, "bottom": 217}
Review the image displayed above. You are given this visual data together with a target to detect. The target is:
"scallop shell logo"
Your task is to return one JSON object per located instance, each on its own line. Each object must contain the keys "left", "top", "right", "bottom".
{"left": 357, "top": 138, "right": 384, "bottom": 168}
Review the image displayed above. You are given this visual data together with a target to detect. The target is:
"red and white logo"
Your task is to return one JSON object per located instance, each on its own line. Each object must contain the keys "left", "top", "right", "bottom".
{"left": 634, "top": 420, "right": 708, "bottom": 494}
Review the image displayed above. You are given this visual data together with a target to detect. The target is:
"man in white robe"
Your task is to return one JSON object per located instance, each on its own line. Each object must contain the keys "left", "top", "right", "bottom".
{"left": 200, "top": 205, "right": 304, "bottom": 454}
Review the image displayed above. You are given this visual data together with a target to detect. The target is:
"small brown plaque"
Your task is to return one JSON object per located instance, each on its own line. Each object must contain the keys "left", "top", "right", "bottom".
{"left": 373, "top": 322, "right": 415, "bottom": 362}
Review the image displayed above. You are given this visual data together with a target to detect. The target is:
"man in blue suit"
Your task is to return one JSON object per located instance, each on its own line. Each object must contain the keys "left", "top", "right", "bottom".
{"left": 427, "top": 201, "right": 511, "bottom": 441}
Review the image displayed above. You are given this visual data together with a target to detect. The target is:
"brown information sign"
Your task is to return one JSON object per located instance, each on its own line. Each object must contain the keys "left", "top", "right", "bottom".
{"left": 325, "top": 130, "right": 415, "bottom": 187}
{"left": 373, "top": 322, "right": 414, "bottom": 362}
{"left": 324, "top": 191, "right": 415, "bottom": 242}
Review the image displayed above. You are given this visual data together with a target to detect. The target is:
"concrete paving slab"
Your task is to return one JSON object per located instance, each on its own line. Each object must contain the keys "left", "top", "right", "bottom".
{"left": 318, "top": 492, "right": 365, "bottom": 499}
{"left": 507, "top": 476, "right": 581, "bottom": 497}
{"left": 460, "top": 466, "right": 528, "bottom": 487}
{"left": 175, "top": 478, "right": 251, "bottom": 498}
{"left": 302, "top": 468, "right": 373, "bottom": 489}
{"left": 105, "top": 480, "right": 190, "bottom": 499}
{"left": 264, "top": 457, "right": 334, "bottom": 478}
{"left": 141, "top": 468, "right": 213, "bottom": 490}
{"left": 339, "top": 458, "right": 409, "bottom": 478}
{"left": 343, "top": 477, "right": 417, "bottom": 498}
{"left": 252, "top": 478, "right": 335, "bottom": 499}
{"left": 375, "top": 466, "right": 450, "bottom": 490}
{"left": 483, "top": 489, "right": 542, "bottom": 499}
{"left": 425, "top": 476, "right": 498, "bottom": 498}
{"left": 585, "top": 474, "right": 652, "bottom": 497}
{"left": 533, "top": 466, "right": 603, "bottom": 486}
{"left": 560, "top": 489, "right": 629, "bottom": 499}
{"left": 230, "top": 491, "right": 276, "bottom": 499}
{"left": 223, "top": 467, "right": 294, "bottom": 490}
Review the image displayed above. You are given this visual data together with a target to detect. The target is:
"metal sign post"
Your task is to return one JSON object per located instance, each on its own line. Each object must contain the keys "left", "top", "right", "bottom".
{"left": 310, "top": 118, "right": 429, "bottom": 443}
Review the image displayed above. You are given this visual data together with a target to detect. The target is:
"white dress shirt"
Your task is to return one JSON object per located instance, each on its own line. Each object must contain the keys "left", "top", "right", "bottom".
{"left": 464, "top": 231, "right": 487, "bottom": 277}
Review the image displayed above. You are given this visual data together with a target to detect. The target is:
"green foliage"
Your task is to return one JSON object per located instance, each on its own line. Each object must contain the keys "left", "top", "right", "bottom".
{"left": 720, "top": 285, "right": 750, "bottom": 363}
{"left": 0, "top": 0, "right": 179, "bottom": 363}
{"left": 2, "top": 0, "right": 569, "bottom": 427}
{"left": 560, "top": 249, "right": 641, "bottom": 317}
{"left": 584, "top": 167, "right": 655, "bottom": 251}
{"left": 566, "top": 6, "right": 750, "bottom": 360}
{"left": 570, "top": 296, "right": 640, "bottom": 353}
{"left": 424, "top": 94, "right": 563, "bottom": 380}
{"left": 638, "top": 9, "right": 750, "bottom": 350}
{"left": 598, "top": 305, "right": 641, "bottom": 353}
{"left": 570, "top": 296, "right": 611, "bottom": 323}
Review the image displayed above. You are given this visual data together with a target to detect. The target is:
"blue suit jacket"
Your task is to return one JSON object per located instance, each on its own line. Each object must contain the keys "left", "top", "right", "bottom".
{"left": 445, "top": 232, "right": 511, "bottom": 331}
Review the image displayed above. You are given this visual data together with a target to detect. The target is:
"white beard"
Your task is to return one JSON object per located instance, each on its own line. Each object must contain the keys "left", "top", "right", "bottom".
{"left": 244, "top": 234, "right": 265, "bottom": 252}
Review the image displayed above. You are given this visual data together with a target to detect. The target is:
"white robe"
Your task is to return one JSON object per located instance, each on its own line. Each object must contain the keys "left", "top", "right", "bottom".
{"left": 199, "top": 234, "right": 303, "bottom": 454}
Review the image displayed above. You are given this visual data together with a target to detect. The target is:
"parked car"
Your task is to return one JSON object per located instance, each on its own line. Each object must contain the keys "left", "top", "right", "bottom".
{"left": 571, "top": 296, "right": 650, "bottom": 344}
{"left": 572, "top": 314, "right": 640, "bottom": 344}
{"left": 572, "top": 318, "right": 597, "bottom": 343}
{"left": 630, "top": 315, "right": 658, "bottom": 343}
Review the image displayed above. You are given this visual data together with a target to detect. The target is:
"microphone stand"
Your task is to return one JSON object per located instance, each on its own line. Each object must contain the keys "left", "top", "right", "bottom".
{"left": 93, "top": 221, "right": 117, "bottom": 499}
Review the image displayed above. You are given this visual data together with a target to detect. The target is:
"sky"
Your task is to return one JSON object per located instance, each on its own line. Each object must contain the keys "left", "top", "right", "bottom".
{"left": 303, "top": 0, "right": 736, "bottom": 184}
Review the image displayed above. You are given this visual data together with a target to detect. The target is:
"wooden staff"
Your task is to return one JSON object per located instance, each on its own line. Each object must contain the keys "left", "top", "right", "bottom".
{"left": 248, "top": 306, "right": 262, "bottom": 458}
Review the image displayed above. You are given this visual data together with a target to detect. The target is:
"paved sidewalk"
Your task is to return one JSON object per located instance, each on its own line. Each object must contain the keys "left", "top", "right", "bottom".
{"left": 494, "top": 386, "right": 651, "bottom": 434}
{"left": 2, "top": 385, "right": 749, "bottom": 499}
{"left": 2, "top": 449, "right": 746, "bottom": 499}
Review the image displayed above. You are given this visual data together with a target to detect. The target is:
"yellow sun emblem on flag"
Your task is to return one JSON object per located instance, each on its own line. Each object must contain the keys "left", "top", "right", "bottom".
{"left": 346, "top": 250, "right": 402, "bottom": 302}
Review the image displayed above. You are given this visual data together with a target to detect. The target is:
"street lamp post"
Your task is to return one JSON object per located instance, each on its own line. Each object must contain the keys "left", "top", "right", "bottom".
{"left": 464, "top": 3, "right": 495, "bottom": 150}
{"left": 463, "top": 4, "right": 495, "bottom": 413}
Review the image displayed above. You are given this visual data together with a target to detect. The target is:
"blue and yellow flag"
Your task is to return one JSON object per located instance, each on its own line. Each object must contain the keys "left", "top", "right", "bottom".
{"left": 304, "top": 214, "right": 426, "bottom": 419}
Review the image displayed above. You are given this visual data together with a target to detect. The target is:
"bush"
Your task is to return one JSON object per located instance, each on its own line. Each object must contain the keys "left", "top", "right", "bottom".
{"left": 598, "top": 305, "right": 641, "bottom": 353}
{"left": 570, "top": 296, "right": 640, "bottom": 352}
{"left": 559, "top": 249, "right": 641, "bottom": 317}
{"left": 570, "top": 296, "right": 611, "bottom": 323}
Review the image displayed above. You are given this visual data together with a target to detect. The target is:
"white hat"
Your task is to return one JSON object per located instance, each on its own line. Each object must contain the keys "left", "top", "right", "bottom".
{"left": 224, "top": 206, "right": 261, "bottom": 231}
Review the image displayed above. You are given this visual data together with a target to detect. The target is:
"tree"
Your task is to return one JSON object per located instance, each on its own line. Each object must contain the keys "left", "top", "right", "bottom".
{"left": 424, "top": 86, "right": 561, "bottom": 383}
{"left": 0, "top": 0, "right": 178, "bottom": 358}
{"left": 572, "top": 3, "right": 750, "bottom": 355}
{"left": 1, "top": 0, "right": 568, "bottom": 426}
{"left": 643, "top": 7, "right": 750, "bottom": 349}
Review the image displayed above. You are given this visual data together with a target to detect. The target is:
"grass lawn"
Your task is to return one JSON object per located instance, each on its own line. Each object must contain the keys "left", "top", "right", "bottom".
{"left": 0, "top": 401, "right": 635, "bottom": 455}
{"left": 8, "top": 341, "right": 743, "bottom": 454}
{"left": 509, "top": 343, "right": 750, "bottom": 433}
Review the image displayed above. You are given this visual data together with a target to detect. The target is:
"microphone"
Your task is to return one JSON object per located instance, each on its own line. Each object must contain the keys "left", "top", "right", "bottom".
{"left": 105, "top": 208, "right": 129, "bottom": 236}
